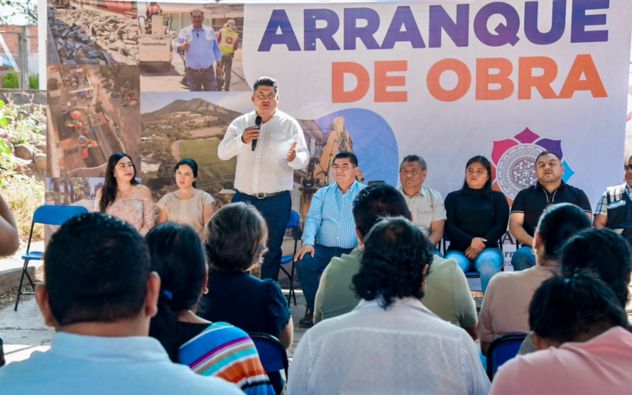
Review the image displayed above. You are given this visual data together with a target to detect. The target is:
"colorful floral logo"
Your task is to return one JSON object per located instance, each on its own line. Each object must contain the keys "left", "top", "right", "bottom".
{"left": 491, "top": 128, "right": 574, "bottom": 199}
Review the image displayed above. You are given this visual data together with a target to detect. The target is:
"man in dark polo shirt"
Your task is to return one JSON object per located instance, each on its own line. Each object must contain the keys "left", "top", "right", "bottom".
{"left": 509, "top": 151, "right": 592, "bottom": 271}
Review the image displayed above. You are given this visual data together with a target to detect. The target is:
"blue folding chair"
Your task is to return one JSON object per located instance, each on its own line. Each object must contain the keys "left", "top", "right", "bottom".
{"left": 486, "top": 332, "right": 527, "bottom": 380}
{"left": 14, "top": 204, "right": 88, "bottom": 311}
{"left": 279, "top": 210, "right": 301, "bottom": 305}
{"left": 249, "top": 332, "right": 289, "bottom": 395}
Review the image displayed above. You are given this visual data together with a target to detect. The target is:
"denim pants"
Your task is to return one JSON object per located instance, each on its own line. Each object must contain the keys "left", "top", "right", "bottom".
{"left": 445, "top": 248, "right": 503, "bottom": 293}
{"left": 296, "top": 244, "right": 353, "bottom": 311}
{"left": 511, "top": 246, "right": 536, "bottom": 271}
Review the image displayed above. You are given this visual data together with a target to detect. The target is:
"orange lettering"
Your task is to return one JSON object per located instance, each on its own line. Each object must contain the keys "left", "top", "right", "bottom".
{"left": 374, "top": 60, "right": 408, "bottom": 102}
{"left": 559, "top": 54, "right": 607, "bottom": 99}
{"left": 332, "top": 62, "right": 370, "bottom": 103}
{"left": 427, "top": 59, "right": 471, "bottom": 102}
{"left": 476, "top": 58, "right": 513, "bottom": 100}
{"left": 518, "top": 57, "right": 558, "bottom": 99}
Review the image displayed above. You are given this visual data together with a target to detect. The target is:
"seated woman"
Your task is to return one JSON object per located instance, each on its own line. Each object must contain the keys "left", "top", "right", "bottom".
{"left": 157, "top": 158, "right": 214, "bottom": 240}
{"left": 444, "top": 155, "right": 509, "bottom": 292}
{"left": 491, "top": 274, "right": 632, "bottom": 394}
{"left": 199, "top": 202, "right": 293, "bottom": 348}
{"left": 146, "top": 223, "right": 274, "bottom": 395}
{"left": 95, "top": 152, "right": 154, "bottom": 235}
{"left": 477, "top": 203, "right": 591, "bottom": 354}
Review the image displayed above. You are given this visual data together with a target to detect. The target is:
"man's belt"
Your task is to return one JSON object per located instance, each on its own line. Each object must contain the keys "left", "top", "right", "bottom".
{"left": 237, "top": 190, "right": 289, "bottom": 200}
{"left": 186, "top": 67, "right": 211, "bottom": 73}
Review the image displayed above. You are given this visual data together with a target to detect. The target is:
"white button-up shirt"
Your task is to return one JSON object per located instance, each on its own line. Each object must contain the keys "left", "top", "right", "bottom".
{"left": 399, "top": 185, "right": 446, "bottom": 236}
{"left": 288, "top": 298, "right": 490, "bottom": 395}
{"left": 218, "top": 110, "right": 309, "bottom": 195}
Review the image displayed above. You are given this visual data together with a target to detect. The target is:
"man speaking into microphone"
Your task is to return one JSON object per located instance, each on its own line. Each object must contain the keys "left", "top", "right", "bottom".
{"left": 218, "top": 76, "right": 309, "bottom": 281}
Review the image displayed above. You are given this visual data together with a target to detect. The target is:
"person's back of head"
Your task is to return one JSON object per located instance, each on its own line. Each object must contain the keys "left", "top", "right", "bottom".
{"left": 41, "top": 212, "right": 152, "bottom": 328}
{"left": 529, "top": 273, "right": 629, "bottom": 348}
{"left": 560, "top": 228, "right": 632, "bottom": 308}
{"left": 534, "top": 203, "right": 591, "bottom": 262}
{"left": 205, "top": 202, "right": 268, "bottom": 272}
{"left": 352, "top": 183, "right": 411, "bottom": 238}
{"left": 146, "top": 223, "right": 206, "bottom": 361}
{"left": 352, "top": 217, "right": 434, "bottom": 309}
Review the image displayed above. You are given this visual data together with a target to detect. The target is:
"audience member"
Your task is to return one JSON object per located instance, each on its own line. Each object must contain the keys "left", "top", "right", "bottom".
{"left": 289, "top": 217, "right": 490, "bottom": 394}
{"left": 519, "top": 228, "right": 632, "bottom": 354}
{"left": 0, "top": 213, "right": 241, "bottom": 394}
{"left": 0, "top": 192, "right": 19, "bottom": 256}
{"left": 295, "top": 151, "right": 365, "bottom": 327}
{"left": 491, "top": 274, "right": 632, "bottom": 394}
{"left": 95, "top": 152, "right": 155, "bottom": 235}
{"left": 398, "top": 155, "right": 446, "bottom": 244}
{"left": 146, "top": 223, "right": 274, "bottom": 394}
{"left": 157, "top": 158, "right": 215, "bottom": 240}
{"left": 199, "top": 202, "right": 293, "bottom": 347}
{"left": 594, "top": 155, "right": 632, "bottom": 245}
{"left": 0, "top": 192, "right": 19, "bottom": 367}
{"left": 477, "top": 203, "right": 591, "bottom": 354}
{"left": 444, "top": 155, "right": 509, "bottom": 292}
{"left": 509, "top": 151, "right": 592, "bottom": 270}
{"left": 313, "top": 184, "right": 477, "bottom": 337}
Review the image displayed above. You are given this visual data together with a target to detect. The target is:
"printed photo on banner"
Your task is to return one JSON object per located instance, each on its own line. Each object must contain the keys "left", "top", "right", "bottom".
{"left": 46, "top": 64, "right": 140, "bottom": 179}
{"left": 137, "top": 3, "right": 248, "bottom": 92}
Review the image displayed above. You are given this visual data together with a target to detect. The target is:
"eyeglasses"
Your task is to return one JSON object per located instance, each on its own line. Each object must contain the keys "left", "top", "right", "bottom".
{"left": 625, "top": 165, "right": 632, "bottom": 171}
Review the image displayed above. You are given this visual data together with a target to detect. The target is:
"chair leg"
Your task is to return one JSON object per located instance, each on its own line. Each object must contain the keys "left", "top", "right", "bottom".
{"left": 289, "top": 260, "right": 297, "bottom": 306}
{"left": 14, "top": 259, "right": 30, "bottom": 311}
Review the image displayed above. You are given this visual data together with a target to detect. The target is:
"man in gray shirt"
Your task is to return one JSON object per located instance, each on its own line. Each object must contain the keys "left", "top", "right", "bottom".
{"left": 399, "top": 155, "right": 446, "bottom": 245}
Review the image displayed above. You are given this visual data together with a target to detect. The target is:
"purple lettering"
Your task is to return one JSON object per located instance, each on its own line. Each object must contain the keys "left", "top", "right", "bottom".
{"left": 258, "top": 9, "right": 301, "bottom": 52}
{"left": 474, "top": 2, "right": 520, "bottom": 47}
{"left": 429, "top": 4, "right": 469, "bottom": 48}
{"left": 304, "top": 9, "right": 340, "bottom": 51}
{"left": 571, "top": 0, "right": 609, "bottom": 43}
{"left": 381, "top": 6, "right": 425, "bottom": 49}
{"left": 343, "top": 8, "right": 380, "bottom": 50}
{"left": 524, "top": 0, "right": 566, "bottom": 45}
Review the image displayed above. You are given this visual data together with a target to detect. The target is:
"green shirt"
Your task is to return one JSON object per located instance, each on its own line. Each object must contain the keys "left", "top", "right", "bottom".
{"left": 313, "top": 250, "right": 477, "bottom": 329}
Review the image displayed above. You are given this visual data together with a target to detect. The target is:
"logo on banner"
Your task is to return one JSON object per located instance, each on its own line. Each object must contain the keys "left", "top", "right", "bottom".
{"left": 491, "top": 128, "right": 575, "bottom": 200}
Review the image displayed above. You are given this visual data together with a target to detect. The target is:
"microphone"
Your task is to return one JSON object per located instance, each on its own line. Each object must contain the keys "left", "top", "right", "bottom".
{"left": 252, "top": 115, "right": 262, "bottom": 151}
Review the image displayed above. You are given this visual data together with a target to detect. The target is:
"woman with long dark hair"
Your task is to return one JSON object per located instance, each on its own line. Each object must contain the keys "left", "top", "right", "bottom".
{"left": 157, "top": 158, "right": 214, "bottom": 240}
{"left": 444, "top": 155, "right": 509, "bottom": 292}
{"left": 94, "top": 152, "right": 155, "bottom": 235}
{"left": 146, "top": 223, "right": 274, "bottom": 395}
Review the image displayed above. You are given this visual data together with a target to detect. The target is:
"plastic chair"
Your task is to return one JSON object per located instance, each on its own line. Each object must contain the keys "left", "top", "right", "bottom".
{"left": 486, "top": 332, "right": 527, "bottom": 380}
{"left": 249, "top": 332, "right": 289, "bottom": 395}
{"left": 14, "top": 204, "right": 88, "bottom": 311}
{"left": 279, "top": 210, "right": 300, "bottom": 305}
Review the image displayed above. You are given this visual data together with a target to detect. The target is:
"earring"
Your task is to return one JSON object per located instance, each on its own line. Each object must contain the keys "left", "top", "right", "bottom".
{"left": 203, "top": 287, "right": 209, "bottom": 295}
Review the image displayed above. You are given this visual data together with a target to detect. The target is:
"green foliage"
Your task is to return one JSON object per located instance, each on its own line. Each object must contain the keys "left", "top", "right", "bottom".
{"left": 28, "top": 74, "right": 39, "bottom": 90}
{"left": 2, "top": 72, "right": 19, "bottom": 89}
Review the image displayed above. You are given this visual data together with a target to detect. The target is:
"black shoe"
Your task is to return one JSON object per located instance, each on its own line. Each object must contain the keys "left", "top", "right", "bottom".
{"left": 299, "top": 312, "right": 314, "bottom": 328}
{"left": 0, "top": 337, "right": 5, "bottom": 367}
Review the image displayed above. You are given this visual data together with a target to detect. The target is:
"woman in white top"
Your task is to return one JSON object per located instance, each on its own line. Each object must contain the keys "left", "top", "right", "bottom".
{"left": 95, "top": 152, "right": 155, "bottom": 235}
{"left": 158, "top": 158, "right": 215, "bottom": 239}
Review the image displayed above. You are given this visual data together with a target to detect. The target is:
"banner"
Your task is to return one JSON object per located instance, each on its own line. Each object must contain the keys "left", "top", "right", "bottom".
{"left": 45, "top": 0, "right": 632, "bottom": 214}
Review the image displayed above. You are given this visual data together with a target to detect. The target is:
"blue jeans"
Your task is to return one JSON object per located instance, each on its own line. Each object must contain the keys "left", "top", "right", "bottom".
{"left": 186, "top": 67, "right": 216, "bottom": 91}
{"left": 296, "top": 244, "right": 353, "bottom": 311}
{"left": 511, "top": 246, "right": 535, "bottom": 271}
{"left": 233, "top": 191, "right": 291, "bottom": 281}
{"left": 445, "top": 248, "right": 503, "bottom": 293}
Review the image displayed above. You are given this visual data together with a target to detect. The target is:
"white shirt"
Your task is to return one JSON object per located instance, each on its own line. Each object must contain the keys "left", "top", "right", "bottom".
{"left": 288, "top": 298, "right": 490, "bottom": 395}
{"left": 218, "top": 110, "right": 309, "bottom": 195}
{"left": 0, "top": 332, "right": 242, "bottom": 395}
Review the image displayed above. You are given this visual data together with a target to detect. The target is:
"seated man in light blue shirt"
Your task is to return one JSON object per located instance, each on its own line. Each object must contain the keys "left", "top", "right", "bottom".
{"left": 0, "top": 213, "right": 241, "bottom": 395}
{"left": 176, "top": 9, "right": 222, "bottom": 91}
{"left": 295, "top": 151, "right": 365, "bottom": 327}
